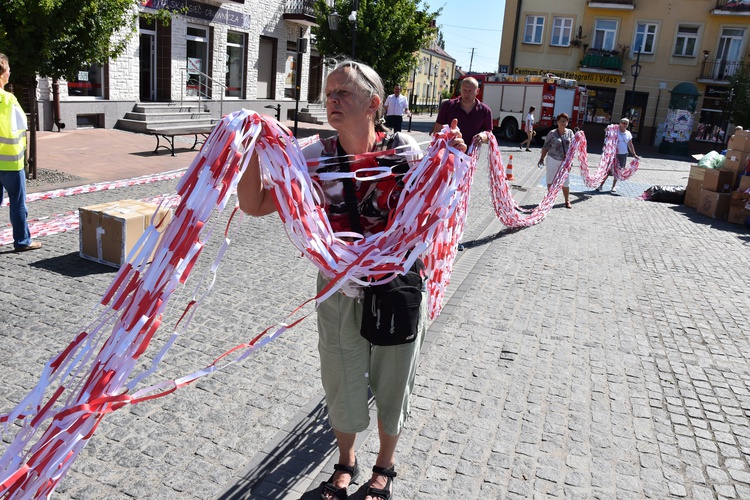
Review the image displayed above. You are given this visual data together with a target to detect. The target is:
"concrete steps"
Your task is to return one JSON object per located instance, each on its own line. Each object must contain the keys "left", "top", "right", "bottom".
{"left": 296, "top": 102, "right": 327, "bottom": 125}
{"left": 116, "top": 102, "right": 215, "bottom": 134}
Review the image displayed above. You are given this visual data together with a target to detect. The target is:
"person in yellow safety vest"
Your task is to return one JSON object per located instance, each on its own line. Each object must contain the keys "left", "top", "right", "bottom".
{"left": 0, "top": 53, "right": 41, "bottom": 252}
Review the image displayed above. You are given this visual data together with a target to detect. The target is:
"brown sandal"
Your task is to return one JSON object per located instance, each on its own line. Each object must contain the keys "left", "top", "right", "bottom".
{"left": 320, "top": 460, "right": 359, "bottom": 500}
{"left": 366, "top": 465, "right": 396, "bottom": 500}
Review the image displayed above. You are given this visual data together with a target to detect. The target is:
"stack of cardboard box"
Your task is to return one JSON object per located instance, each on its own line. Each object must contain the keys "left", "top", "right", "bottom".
{"left": 697, "top": 168, "right": 734, "bottom": 219}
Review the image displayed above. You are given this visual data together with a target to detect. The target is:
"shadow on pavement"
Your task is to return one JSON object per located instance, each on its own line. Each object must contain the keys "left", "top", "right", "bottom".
{"left": 28, "top": 252, "right": 116, "bottom": 277}
{"left": 218, "top": 399, "right": 336, "bottom": 500}
{"left": 670, "top": 205, "right": 750, "bottom": 235}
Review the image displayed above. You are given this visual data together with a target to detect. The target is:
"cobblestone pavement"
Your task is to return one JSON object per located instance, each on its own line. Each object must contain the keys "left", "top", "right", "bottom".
{"left": 1, "top": 117, "right": 749, "bottom": 499}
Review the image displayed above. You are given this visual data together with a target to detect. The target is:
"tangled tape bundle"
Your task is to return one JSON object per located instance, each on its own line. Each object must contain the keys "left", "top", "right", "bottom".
{"left": 0, "top": 111, "right": 638, "bottom": 497}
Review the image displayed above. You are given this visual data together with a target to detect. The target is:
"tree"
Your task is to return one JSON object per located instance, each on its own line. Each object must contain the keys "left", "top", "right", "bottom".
{"left": 730, "top": 65, "right": 750, "bottom": 130}
{"left": 436, "top": 29, "right": 445, "bottom": 50}
{"left": 0, "top": 0, "right": 173, "bottom": 176}
{"left": 313, "top": 0, "right": 439, "bottom": 91}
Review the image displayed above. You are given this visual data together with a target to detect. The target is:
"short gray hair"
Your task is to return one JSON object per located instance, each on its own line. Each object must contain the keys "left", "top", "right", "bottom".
{"left": 329, "top": 60, "right": 386, "bottom": 129}
{"left": 620, "top": 118, "right": 630, "bottom": 125}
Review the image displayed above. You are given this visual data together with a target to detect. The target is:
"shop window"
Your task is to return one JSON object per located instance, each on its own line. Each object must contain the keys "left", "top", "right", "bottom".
{"left": 551, "top": 17, "right": 573, "bottom": 47}
{"left": 674, "top": 25, "right": 699, "bottom": 57}
{"left": 583, "top": 86, "right": 616, "bottom": 124}
{"left": 524, "top": 16, "right": 545, "bottom": 45}
{"left": 225, "top": 31, "right": 246, "bottom": 98}
{"left": 69, "top": 63, "right": 104, "bottom": 98}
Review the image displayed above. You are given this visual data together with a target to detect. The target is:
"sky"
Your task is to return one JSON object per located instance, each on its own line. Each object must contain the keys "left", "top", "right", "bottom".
{"left": 434, "top": 0, "right": 505, "bottom": 73}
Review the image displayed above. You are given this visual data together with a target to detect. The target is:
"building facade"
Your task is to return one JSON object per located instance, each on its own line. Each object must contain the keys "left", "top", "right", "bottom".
{"left": 407, "top": 42, "right": 456, "bottom": 114}
{"left": 32, "top": 0, "right": 324, "bottom": 131}
{"left": 499, "top": 0, "right": 750, "bottom": 150}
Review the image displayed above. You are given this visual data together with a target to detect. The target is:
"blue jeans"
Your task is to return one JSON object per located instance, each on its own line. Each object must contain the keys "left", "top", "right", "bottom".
{"left": 0, "top": 169, "right": 31, "bottom": 248}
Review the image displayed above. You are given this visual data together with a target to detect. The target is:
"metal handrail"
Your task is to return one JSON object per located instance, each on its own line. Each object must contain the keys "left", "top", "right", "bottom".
{"left": 179, "top": 67, "right": 227, "bottom": 119}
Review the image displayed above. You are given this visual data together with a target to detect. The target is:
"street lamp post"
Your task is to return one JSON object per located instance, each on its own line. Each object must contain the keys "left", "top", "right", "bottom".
{"left": 628, "top": 50, "right": 642, "bottom": 129}
{"left": 702, "top": 50, "right": 710, "bottom": 78}
{"left": 349, "top": 0, "right": 358, "bottom": 58}
{"left": 327, "top": 0, "right": 358, "bottom": 58}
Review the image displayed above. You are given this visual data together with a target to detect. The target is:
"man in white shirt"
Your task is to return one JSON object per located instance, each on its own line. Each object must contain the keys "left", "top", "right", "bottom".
{"left": 383, "top": 85, "right": 410, "bottom": 133}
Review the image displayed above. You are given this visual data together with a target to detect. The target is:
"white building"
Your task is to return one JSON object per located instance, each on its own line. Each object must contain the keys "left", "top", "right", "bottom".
{"left": 36, "top": 0, "right": 324, "bottom": 130}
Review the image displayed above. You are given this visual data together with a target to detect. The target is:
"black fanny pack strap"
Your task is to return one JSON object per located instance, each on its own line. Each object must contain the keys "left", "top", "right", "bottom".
{"left": 337, "top": 141, "right": 364, "bottom": 235}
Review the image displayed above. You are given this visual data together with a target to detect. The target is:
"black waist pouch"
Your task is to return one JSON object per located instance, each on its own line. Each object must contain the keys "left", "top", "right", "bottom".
{"left": 360, "top": 259, "right": 426, "bottom": 346}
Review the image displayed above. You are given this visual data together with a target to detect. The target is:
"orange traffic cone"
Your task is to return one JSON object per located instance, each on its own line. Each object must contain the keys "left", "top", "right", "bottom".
{"left": 506, "top": 154, "right": 515, "bottom": 181}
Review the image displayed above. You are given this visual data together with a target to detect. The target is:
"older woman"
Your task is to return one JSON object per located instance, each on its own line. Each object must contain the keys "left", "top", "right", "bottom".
{"left": 538, "top": 113, "right": 575, "bottom": 208}
{"left": 238, "top": 61, "right": 466, "bottom": 500}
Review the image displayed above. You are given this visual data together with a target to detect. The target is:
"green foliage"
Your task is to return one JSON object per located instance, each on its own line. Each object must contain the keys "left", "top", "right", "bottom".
{"left": 0, "top": 0, "right": 175, "bottom": 83}
{"left": 313, "top": 0, "right": 439, "bottom": 91}
{"left": 730, "top": 65, "right": 750, "bottom": 129}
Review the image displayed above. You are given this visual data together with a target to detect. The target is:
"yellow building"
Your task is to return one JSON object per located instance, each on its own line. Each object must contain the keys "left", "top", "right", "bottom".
{"left": 499, "top": 0, "right": 750, "bottom": 151}
{"left": 407, "top": 42, "right": 456, "bottom": 113}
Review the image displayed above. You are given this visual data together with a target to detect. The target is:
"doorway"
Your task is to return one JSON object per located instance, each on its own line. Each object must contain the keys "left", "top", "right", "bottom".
{"left": 139, "top": 30, "right": 156, "bottom": 101}
{"left": 258, "top": 36, "right": 277, "bottom": 99}
{"left": 622, "top": 91, "right": 649, "bottom": 140}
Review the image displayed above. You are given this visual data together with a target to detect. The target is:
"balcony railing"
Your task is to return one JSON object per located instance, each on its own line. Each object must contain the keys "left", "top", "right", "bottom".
{"left": 580, "top": 49, "right": 624, "bottom": 71}
{"left": 714, "top": 0, "right": 750, "bottom": 12}
{"left": 699, "top": 59, "right": 744, "bottom": 81}
{"left": 283, "top": 0, "right": 318, "bottom": 26}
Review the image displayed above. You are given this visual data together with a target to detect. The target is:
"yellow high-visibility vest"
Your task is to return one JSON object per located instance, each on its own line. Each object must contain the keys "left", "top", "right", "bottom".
{"left": 0, "top": 88, "right": 27, "bottom": 172}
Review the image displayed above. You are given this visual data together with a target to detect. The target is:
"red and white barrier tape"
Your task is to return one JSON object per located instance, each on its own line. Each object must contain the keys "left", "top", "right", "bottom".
{"left": 0, "top": 112, "right": 469, "bottom": 497}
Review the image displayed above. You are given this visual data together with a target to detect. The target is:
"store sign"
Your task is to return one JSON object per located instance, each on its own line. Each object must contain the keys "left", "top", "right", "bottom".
{"left": 514, "top": 67, "right": 622, "bottom": 86}
{"left": 705, "top": 86, "right": 731, "bottom": 99}
{"left": 141, "top": 0, "right": 250, "bottom": 28}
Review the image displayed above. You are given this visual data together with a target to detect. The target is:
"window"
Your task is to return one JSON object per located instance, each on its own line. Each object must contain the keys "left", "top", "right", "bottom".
{"left": 634, "top": 22, "right": 657, "bottom": 54}
{"left": 186, "top": 25, "right": 209, "bottom": 97}
{"left": 69, "top": 63, "right": 104, "bottom": 98}
{"left": 225, "top": 31, "right": 246, "bottom": 98}
{"left": 551, "top": 17, "right": 573, "bottom": 47}
{"left": 524, "top": 16, "right": 545, "bottom": 44}
{"left": 674, "top": 25, "right": 699, "bottom": 57}
{"left": 593, "top": 19, "right": 618, "bottom": 51}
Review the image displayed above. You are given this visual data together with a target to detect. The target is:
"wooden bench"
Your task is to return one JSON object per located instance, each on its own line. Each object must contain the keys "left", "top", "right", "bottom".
{"left": 146, "top": 126, "right": 216, "bottom": 156}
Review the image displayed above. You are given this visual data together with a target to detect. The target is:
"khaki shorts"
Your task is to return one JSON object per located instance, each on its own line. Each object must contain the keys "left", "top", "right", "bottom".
{"left": 316, "top": 273, "right": 427, "bottom": 436}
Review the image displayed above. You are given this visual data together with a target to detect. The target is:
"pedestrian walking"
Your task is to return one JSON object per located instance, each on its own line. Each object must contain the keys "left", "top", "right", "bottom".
{"left": 383, "top": 84, "right": 410, "bottom": 133}
{"left": 520, "top": 106, "right": 535, "bottom": 151}
{"left": 0, "top": 52, "right": 41, "bottom": 252}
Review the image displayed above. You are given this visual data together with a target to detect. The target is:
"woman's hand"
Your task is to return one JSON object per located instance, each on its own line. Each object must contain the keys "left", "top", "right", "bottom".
{"left": 447, "top": 118, "right": 468, "bottom": 153}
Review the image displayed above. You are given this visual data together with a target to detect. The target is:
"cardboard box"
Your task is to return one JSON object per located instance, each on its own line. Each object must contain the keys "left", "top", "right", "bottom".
{"left": 723, "top": 157, "right": 742, "bottom": 173}
{"left": 725, "top": 149, "right": 747, "bottom": 164}
{"left": 727, "top": 135, "right": 746, "bottom": 151}
{"left": 740, "top": 175, "right": 750, "bottom": 191}
{"left": 688, "top": 164, "right": 706, "bottom": 181}
{"left": 702, "top": 169, "right": 735, "bottom": 193}
{"left": 697, "top": 189, "right": 731, "bottom": 220}
{"left": 684, "top": 176, "right": 703, "bottom": 209}
{"left": 727, "top": 205, "right": 750, "bottom": 226}
{"left": 79, "top": 200, "right": 172, "bottom": 268}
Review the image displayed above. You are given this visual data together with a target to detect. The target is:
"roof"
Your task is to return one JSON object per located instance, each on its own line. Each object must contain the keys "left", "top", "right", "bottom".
{"left": 423, "top": 43, "right": 456, "bottom": 62}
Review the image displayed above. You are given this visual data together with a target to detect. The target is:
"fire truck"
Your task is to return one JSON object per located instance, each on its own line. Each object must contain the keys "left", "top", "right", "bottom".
{"left": 469, "top": 74, "right": 588, "bottom": 143}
